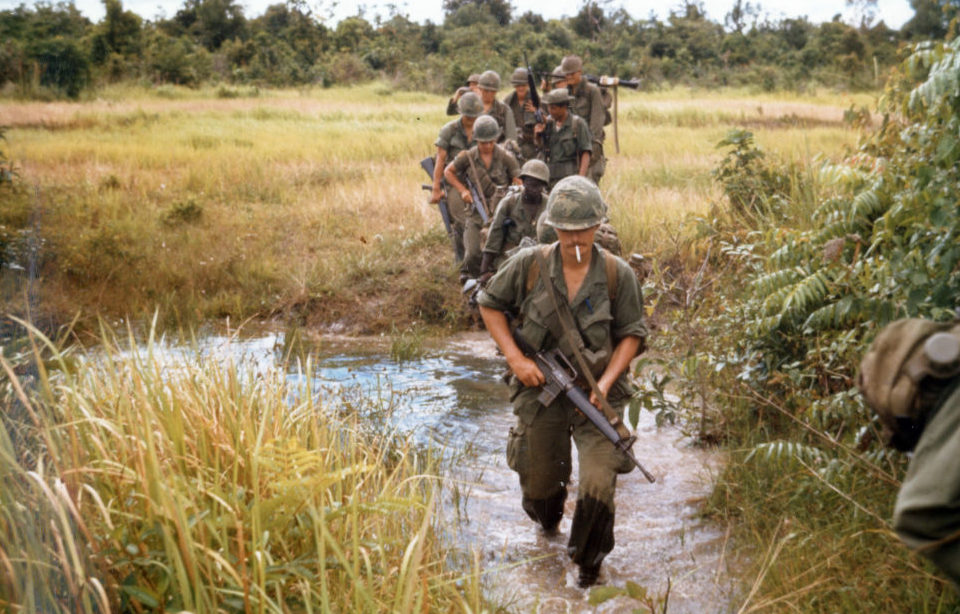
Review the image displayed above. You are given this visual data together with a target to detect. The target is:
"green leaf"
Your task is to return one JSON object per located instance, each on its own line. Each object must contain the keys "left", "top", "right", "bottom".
{"left": 121, "top": 585, "right": 160, "bottom": 608}
{"left": 625, "top": 580, "right": 649, "bottom": 600}
{"left": 588, "top": 585, "right": 626, "bottom": 605}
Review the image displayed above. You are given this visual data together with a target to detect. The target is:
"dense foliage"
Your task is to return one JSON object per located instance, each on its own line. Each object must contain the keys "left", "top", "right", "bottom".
{"left": 637, "top": 35, "right": 960, "bottom": 610}
{"left": 0, "top": 0, "right": 943, "bottom": 99}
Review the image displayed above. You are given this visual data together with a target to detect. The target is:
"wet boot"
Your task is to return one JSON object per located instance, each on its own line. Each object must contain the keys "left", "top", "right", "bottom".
{"left": 522, "top": 489, "right": 566, "bottom": 534}
{"left": 568, "top": 495, "right": 614, "bottom": 587}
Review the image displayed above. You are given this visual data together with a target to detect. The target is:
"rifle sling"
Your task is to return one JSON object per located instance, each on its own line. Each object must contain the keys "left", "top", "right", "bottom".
{"left": 531, "top": 246, "right": 632, "bottom": 441}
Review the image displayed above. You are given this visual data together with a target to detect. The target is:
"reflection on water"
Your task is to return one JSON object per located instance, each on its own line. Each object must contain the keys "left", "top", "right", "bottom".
{"left": 177, "top": 330, "right": 736, "bottom": 613}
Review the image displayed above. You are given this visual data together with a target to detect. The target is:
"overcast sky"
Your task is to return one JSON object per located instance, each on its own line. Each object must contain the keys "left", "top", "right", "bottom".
{"left": 1, "top": 0, "right": 915, "bottom": 30}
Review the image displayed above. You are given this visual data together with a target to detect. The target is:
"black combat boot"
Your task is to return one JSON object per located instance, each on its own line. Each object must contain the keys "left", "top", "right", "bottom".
{"left": 577, "top": 563, "right": 601, "bottom": 588}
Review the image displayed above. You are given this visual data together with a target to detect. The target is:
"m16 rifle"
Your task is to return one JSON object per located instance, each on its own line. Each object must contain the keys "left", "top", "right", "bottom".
{"left": 523, "top": 52, "right": 544, "bottom": 125}
{"left": 464, "top": 175, "right": 490, "bottom": 224}
{"left": 511, "top": 325, "right": 656, "bottom": 483}
{"left": 420, "top": 156, "right": 462, "bottom": 261}
{"left": 584, "top": 75, "right": 642, "bottom": 154}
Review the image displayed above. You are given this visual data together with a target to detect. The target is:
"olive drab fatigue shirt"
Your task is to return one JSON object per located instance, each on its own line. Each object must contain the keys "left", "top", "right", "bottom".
{"left": 503, "top": 90, "right": 537, "bottom": 145}
{"left": 483, "top": 188, "right": 545, "bottom": 263}
{"left": 542, "top": 114, "right": 592, "bottom": 187}
{"left": 478, "top": 243, "right": 647, "bottom": 411}
{"left": 893, "top": 381, "right": 960, "bottom": 585}
{"left": 486, "top": 99, "right": 518, "bottom": 144}
{"left": 569, "top": 80, "right": 606, "bottom": 146}
{"left": 436, "top": 118, "right": 476, "bottom": 164}
{"left": 451, "top": 144, "right": 521, "bottom": 207}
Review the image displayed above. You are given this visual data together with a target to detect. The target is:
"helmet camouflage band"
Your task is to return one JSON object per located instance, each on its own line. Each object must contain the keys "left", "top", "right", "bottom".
{"left": 474, "top": 115, "right": 501, "bottom": 142}
{"left": 478, "top": 70, "right": 501, "bottom": 91}
{"left": 543, "top": 88, "right": 571, "bottom": 105}
{"left": 545, "top": 176, "right": 603, "bottom": 230}
{"left": 457, "top": 92, "right": 483, "bottom": 117}
{"left": 561, "top": 55, "right": 583, "bottom": 75}
{"left": 519, "top": 159, "right": 550, "bottom": 184}
{"left": 510, "top": 67, "right": 529, "bottom": 85}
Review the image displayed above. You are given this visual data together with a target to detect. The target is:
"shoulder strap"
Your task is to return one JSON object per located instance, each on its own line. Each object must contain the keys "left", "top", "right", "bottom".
{"left": 525, "top": 244, "right": 551, "bottom": 294}
{"left": 603, "top": 249, "right": 618, "bottom": 303}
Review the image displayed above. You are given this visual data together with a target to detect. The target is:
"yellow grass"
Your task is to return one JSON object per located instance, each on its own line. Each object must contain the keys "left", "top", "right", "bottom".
{"left": 0, "top": 83, "right": 866, "bottom": 329}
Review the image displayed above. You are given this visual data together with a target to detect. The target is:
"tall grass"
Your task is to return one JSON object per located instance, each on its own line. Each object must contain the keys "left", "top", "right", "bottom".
{"left": 0, "top": 319, "right": 481, "bottom": 612}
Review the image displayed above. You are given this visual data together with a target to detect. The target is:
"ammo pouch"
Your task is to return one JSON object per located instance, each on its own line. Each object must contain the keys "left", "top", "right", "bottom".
{"left": 858, "top": 319, "right": 960, "bottom": 451}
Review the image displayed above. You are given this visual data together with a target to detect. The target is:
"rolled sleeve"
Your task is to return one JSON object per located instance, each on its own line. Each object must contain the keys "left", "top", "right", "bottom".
{"left": 611, "top": 259, "right": 647, "bottom": 341}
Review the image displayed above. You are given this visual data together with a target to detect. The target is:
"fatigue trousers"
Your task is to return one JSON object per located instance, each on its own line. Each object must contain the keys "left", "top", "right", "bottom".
{"left": 506, "top": 388, "right": 629, "bottom": 569}
{"left": 447, "top": 185, "right": 487, "bottom": 278}
{"left": 462, "top": 208, "right": 485, "bottom": 279}
{"left": 588, "top": 142, "right": 606, "bottom": 185}
{"left": 446, "top": 186, "right": 467, "bottom": 265}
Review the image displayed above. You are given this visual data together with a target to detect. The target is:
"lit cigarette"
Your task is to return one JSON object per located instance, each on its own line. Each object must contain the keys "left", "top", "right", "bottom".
{"left": 575, "top": 245, "right": 581, "bottom": 263}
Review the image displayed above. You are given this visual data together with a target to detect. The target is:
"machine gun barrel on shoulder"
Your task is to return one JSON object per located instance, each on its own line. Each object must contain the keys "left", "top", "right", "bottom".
{"left": 585, "top": 75, "right": 642, "bottom": 89}
{"left": 510, "top": 326, "right": 656, "bottom": 483}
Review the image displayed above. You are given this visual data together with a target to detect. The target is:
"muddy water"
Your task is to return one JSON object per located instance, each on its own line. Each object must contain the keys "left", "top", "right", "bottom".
{"left": 188, "top": 330, "right": 736, "bottom": 612}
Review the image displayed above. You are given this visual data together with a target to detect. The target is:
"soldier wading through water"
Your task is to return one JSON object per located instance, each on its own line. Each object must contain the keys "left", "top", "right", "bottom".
{"left": 477, "top": 175, "right": 647, "bottom": 588}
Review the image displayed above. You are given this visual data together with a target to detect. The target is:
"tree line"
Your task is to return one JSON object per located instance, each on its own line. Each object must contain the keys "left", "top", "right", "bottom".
{"left": 0, "top": 0, "right": 957, "bottom": 99}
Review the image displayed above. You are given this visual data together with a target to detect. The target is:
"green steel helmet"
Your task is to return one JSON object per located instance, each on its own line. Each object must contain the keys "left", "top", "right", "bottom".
{"left": 537, "top": 210, "right": 558, "bottom": 243}
{"left": 544, "top": 176, "right": 603, "bottom": 230}
{"left": 561, "top": 55, "right": 583, "bottom": 75}
{"left": 543, "top": 88, "right": 571, "bottom": 106}
{"left": 550, "top": 65, "right": 566, "bottom": 84}
{"left": 478, "top": 70, "right": 501, "bottom": 91}
{"left": 467, "top": 73, "right": 481, "bottom": 84}
{"left": 519, "top": 159, "right": 549, "bottom": 184}
{"left": 474, "top": 115, "right": 500, "bottom": 142}
{"left": 510, "top": 67, "right": 529, "bottom": 85}
{"left": 457, "top": 92, "right": 483, "bottom": 117}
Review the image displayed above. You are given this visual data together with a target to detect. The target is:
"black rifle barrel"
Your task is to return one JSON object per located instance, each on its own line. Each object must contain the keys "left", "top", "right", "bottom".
{"left": 585, "top": 74, "right": 642, "bottom": 89}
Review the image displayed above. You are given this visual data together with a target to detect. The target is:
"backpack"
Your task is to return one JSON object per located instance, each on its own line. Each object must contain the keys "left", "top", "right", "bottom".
{"left": 857, "top": 319, "right": 960, "bottom": 451}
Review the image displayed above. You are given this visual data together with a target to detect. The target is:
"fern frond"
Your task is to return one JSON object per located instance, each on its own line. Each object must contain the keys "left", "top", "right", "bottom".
{"left": 849, "top": 188, "right": 886, "bottom": 222}
{"left": 782, "top": 269, "right": 833, "bottom": 317}
{"left": 909, "top": 40, "right": 960, "bottom": 110}
{"left": 751, "top": 268, "right": 803, "bottom": 296}
{"left": 746, "top": 440, "right": 827, "bottom": 465}
{"left": 818, "top": 164, "right": 871, "bottom": 192}
{"left": 814, "top": 218, "right": 859, "bottom": 244}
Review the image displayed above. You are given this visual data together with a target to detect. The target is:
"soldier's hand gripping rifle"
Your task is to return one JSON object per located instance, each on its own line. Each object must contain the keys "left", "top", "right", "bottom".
{"left": 420, "top": 156, "right": 463, "bottom": 261}
{"left": 511, "top": 326, "right": 656, "bottom": 483}
{"left": 584, "top": 75, "right": 642, "bottom": 155}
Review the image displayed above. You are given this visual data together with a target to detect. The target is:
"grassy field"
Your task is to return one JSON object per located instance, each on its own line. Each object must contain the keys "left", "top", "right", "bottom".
{"left": 1, "top": 83, "right": 872, "bottom": 335}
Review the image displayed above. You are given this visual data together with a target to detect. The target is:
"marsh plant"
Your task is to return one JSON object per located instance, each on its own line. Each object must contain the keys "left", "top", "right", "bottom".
{"left": 0, "top": 320, "right": 483, "bottom": 612}
{"left": 643, "top": 39, "right": 960, "bottom": 611}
